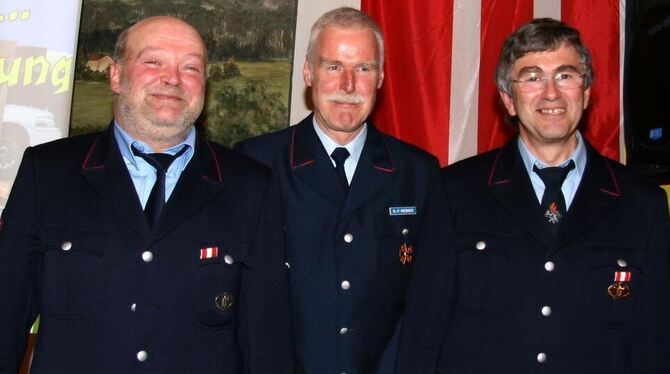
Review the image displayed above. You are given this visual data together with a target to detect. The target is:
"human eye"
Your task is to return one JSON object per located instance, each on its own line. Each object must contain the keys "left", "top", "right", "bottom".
{"left": 516, "top": 71, "right": 541, "bottom": 83}
{"left": 356, "top": 64, "right": 372, "bottom": 73}
{"left": 555, "top": 72, "right": 576, "bottom": 81}
{"left": 144, "top": 59, "right": 160, "bottom": 67}
{"left": 325, "top": 64, "right": 341, "bottom": 72}
{"left": 183, "top": 64, "right": 202, "bottom": 73}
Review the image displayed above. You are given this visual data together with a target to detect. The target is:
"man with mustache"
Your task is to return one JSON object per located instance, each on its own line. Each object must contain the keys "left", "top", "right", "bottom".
{"left": 398, "top": 18, "right": 670, "bottom": 373}
{"left": 236, "top": 7, "right": 450, "bottom": 374}
{"left": 0, "top": 16, "right": 293, "bottom": 373}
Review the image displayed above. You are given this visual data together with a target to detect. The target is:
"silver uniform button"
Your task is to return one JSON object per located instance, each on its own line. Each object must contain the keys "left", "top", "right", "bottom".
{"left": 544, "top": 261, "right": 555, "bottom": 272}
{"left": 343, "top": 233, "right": 353, "bottom": 243}
{"left": 401, "top": 228, "right": 410, "bottom": 236}
{"left": 617, "top": 258, "right": 627, "bottom": 268}
{"left": 224, "top": 255, "right": 234, "bottom": 265}
{"left": 541, "top": 306, "right": 552, "bottom": 317}
{"left": 131, "top": 303, "right": 137, "bottom": 312}
{"left": 475, "top": 241, "right": 486, "bottom": 250}
{"left": 339, "top": 327, "right": 348, "bottom": 335}
{"left": 341, "top": 280, "right": 351, "bottom": 290}
{"left": 537, "top": 352, "right": 547, "bottom": 363}
{"left": 142, "top": 251, "right": 153, "bottom": 263}
{"left": 136, "top": 350, "right": 148, "bottom": 362}
{"left": 285, "top": 262, "right": 291, "bottom": 269}
{"left": 61, "top": 241, "right": 72, "bottom": 251}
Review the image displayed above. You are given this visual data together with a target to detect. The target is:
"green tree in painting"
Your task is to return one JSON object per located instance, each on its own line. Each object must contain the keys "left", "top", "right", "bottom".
{"left": 207, "top": 80, "right": 287, "bottom": 147}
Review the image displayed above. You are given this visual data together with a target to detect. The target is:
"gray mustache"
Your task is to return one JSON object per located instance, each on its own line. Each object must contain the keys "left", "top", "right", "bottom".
{"left": 326, "top": 93, "right": 364, "bottom": 104}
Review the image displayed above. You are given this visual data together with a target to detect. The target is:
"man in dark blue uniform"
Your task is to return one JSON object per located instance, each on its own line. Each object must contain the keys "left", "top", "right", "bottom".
{"left": 236, "top": 7, "right": 449, "bottom": 374}
{"left": 0, "top": 16, "right": 293, "bottom": 373}
{"left": 400, "top": 18, "right": 670, "bottom": 373}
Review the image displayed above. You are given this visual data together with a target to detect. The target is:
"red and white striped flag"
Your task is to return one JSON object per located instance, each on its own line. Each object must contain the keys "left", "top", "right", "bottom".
{"left": 361, "top": 0, "right": 623, "bottom": 166}
{"left": 199, "top": 246, "right": 219, "bottom": 260}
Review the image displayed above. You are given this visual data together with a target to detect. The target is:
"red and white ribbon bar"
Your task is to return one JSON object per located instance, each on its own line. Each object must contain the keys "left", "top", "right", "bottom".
{"left": 614, "top": 271, "right": 631, "bottom": 282}
{"left": 199, "top": 246, "right": 219, "bottom": 260}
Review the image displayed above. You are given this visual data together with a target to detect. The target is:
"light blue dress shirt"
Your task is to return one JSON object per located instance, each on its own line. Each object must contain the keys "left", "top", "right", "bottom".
{"left": 114, "top": 121, "right": 195, "bottom": 208}
{"left": 517, "top": 131, "right": 587, "bottom": 210}
{"left": 313, "top": 117, "right": 367, "bottom": 185}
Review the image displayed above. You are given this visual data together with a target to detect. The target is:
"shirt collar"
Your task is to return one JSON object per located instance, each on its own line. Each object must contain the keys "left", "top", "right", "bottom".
{"left": 113, "top": 119, "right": 196, "bottom": 169}
{"left": 312, "top": 116, "right": 367, "bottom": 164}
{"left": 517, "top": 131, "right": 586, "bottom": 178}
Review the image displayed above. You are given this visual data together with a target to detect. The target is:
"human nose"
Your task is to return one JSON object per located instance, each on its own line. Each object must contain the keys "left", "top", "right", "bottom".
{"left": 339, "top": 68, "right": 355, "bottom": 93}
{"left": 541, "top": 76, "right": 560, "bottom": 100}
{"left": 161, "top": 65, "right": 181, "bottom": 86}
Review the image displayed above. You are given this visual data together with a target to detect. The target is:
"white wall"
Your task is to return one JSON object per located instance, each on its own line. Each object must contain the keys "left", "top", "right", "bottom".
{"left": 289, "top": 0, "right": 361, "bottom": 124}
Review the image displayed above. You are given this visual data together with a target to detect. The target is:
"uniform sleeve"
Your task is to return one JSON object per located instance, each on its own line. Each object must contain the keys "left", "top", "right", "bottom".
{"left": 0, "top": 147, "right": 41, "bottom": 374}
{"left": 238, "top": 174, "right": 294, "bottom": 373}
{"left": 631, "top": 189, "right": 670, "bottom": 370}
{"left": 395, "top": 165, "right": 456, "bottom": 374}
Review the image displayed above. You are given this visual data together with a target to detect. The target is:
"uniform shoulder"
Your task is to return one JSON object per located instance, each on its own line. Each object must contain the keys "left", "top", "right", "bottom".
{"left": 442, "top": 147, "right": 500, "bottom": 177}
{"left": 29, "top": 131, "right": 102, "bottom": 161}
{"left": 205, "top": 139, "right": 273, "bottom": 179}
{"left": 381, "top": 132, "right": 439, "bottom": 165}
{"left": 596, "top": 155, "right": 666, "bottom": 197}
{"left": 234, "top": 126, "right": 292, "bottom": 166}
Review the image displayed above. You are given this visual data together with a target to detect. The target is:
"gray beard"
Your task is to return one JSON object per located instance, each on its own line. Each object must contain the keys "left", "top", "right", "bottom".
{"left": 116, "top": 82, "right": 203, "bottom": 146}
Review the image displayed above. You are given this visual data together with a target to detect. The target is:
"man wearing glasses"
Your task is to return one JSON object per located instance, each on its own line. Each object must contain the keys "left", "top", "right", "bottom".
{"left": 398, "top": 18, "right": 670, "bottom": 373}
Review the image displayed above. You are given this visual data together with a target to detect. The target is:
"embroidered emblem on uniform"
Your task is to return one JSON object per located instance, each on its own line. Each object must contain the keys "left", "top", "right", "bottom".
{"left": 199, "top": 246, "right": 219, "bottom": 260}
{"left": 544, "top": 202, "right": 562, "bottom": 224}
{"left": 608, "top": 271, "right": 631, "bottom": 300}
{"left": 389, "top": 206, "right": 417, "bottom": 216}
{"left": 399, "top": 242, "right": 414, "bottom": 265}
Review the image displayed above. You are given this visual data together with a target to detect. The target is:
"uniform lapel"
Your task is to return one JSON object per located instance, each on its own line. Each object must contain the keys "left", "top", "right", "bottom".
{"left": 289, "top": 116, "right": 347, "bottom": 206}
{"left": 151, "top": 136, "right": 226, "bottom": 243}
{"left": 81, "top": 124, "right": 150, "bottom": 239}
{"left": 340, "top": 124, "right": 395, "bottom": 218}
{"left": 487, "top": 140, "right": 555, "bottom": 249}
{"left": 556, "top": 143, "right": 622, "bottom": 251}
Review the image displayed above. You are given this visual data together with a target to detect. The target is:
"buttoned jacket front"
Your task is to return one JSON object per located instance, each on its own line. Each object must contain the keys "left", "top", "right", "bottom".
{"left": 0, "top": 125, "right": 293, "bottom": 374}
{"left": 236, "top": 115, "right": 444, "bottom": 374}
{"left": 435, "top": 139, "right": 670, "bottom": 373}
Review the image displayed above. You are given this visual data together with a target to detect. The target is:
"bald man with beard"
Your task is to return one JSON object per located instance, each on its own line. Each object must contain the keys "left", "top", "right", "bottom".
{"left": 0, "top": 16, "right": 293, "bottom": 373}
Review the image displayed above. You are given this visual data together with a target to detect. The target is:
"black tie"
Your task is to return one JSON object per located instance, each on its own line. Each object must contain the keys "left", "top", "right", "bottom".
{"left": 132, "top": 146, "right": 188, "bottom": 227}
{"left": 533, "top": 160, "right": 575, "bottom": 235}
{"left": 331, "top": 147, "right": 350, "bottom": 192}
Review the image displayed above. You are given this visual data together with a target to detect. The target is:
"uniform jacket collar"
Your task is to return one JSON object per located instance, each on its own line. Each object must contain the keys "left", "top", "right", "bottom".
{"left": 289, "top": 114, "right": 395, "bottom": 217}
{"left": 488, "top": 137, "right": 622, "bottom": 253}
{"left": 81, "top": 123, "right": 225, "bottom": 244}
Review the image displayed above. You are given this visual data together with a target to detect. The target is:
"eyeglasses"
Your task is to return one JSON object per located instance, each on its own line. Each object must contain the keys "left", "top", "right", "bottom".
{"left": 510, "top": 71, "right": 585, "bottom": 92}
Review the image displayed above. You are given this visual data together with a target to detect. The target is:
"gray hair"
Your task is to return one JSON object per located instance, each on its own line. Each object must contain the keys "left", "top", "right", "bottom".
{"left": 306, "top": 7, "right": 385, "bottom": 68}
{"left": 495, "top": 17, "right": 593, "bottom": 95}
{"left": 113, "top": 27, "right": 130, "bottom": 65}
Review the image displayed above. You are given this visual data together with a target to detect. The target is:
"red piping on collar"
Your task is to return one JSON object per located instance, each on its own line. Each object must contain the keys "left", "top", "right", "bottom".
{"left": 600, "top": 159, "right": 621, "bottom": 197}
{"left": 82, "top": 136, "right": 104, "bottom": 170}
{"left": 290, "top": 126, "right": 314, "bottom": 169}
{"left": 203, "top": 139, "right": 223, "bottom": 183}
{"left": 373, "top": 135, "right": 395, "bottom": 173}
{"left": 488, "top": 148, "right": 510, "bottom": 186}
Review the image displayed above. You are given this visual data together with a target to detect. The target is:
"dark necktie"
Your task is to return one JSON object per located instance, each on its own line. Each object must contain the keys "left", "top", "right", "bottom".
{"left": 331, "top": 147, "right": 350, "bottom": 192}
{"left": 533, "top": 160, "right": 575, "bottom": 235}
{"left": 132, "top": 146, "right": 188, "bottom": 227}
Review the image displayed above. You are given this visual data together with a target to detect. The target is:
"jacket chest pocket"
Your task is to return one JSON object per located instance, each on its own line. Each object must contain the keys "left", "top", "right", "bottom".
{"left": 582, "top": 246, "right": 644, "bottom": 329}
{"left": 376, "top": 213, "right": 419, "bottom": 280}
{"left": 194, "top": 240, "right": 250, "bottom": 330}
{"left": 454, "top": 231, "right": 519, "bottom": 315}
{"left": 42, "top": 226, "right": 106, "bottom": 319}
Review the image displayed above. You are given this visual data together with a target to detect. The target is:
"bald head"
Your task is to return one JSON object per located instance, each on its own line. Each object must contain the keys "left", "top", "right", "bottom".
{"left": 113, "top": 16, "right": 207, "bottom": 66}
